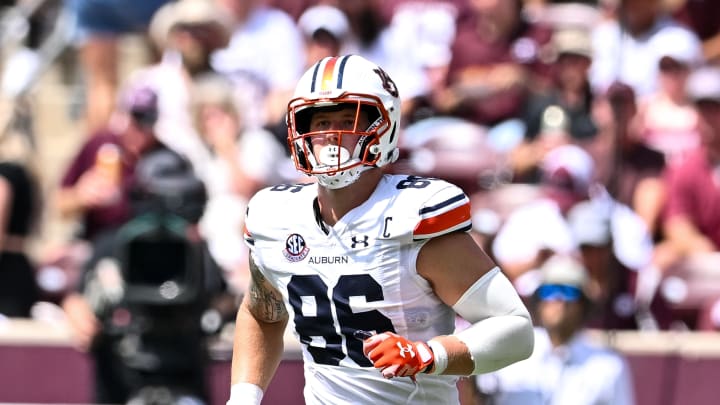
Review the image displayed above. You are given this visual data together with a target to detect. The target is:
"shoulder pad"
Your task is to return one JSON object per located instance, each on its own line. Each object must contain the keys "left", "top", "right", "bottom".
{"left": 244, "top": 182, "right": 316, "bottom": 246}
{"left": 386, "top": 175, "right": 472, "bottom": 241}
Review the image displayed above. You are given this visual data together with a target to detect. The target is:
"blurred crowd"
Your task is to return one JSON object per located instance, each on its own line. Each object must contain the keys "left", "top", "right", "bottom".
{"left": 1, "top": 0, "right": 720, "bottom": 380}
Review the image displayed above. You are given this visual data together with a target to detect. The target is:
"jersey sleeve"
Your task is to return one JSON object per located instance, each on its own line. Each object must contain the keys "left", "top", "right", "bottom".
{"left": 412, "top": 181, "right": 472, "bottom": 241}
{"left": 242, "top": 208, "right": 254, "bottom": 249}
{"left": 243, "top": 187, "right": 270, "bottom": 252}
{"left": 242, "top": 182, "right": 315, "bottom": 250}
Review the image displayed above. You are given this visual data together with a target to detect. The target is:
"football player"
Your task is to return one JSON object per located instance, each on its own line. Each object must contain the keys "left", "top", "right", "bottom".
{"left": 226, "top": 55, "right": 534, "bottom": 405}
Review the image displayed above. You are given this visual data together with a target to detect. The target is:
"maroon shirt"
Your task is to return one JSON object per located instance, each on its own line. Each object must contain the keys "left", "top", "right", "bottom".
{"left": 674, "top": 0, "right": 720, "bottom": 41}
{"left": 447, "top": 15, "right": 553, "bottom": 126}
{"left": 663, "top": 148, "right": 720, "bottom": 248}
{"left": 616, "top": 143, "right": 666, "bottom": 207}
{"left": 60, "top": 132, "right": 135, "bottom": 241}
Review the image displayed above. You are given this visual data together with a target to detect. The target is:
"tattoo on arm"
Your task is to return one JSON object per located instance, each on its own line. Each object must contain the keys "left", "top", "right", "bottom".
{"left": 247, "top": 256, "right": 288, "bottom": 323}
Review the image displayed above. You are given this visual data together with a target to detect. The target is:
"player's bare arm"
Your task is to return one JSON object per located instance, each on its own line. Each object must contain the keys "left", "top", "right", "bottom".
{"left": 246, "top": 256, "right": 288, "bottom": 323}
{"left": 379, "top": 230, "right": 533, "bottom": 376}
{"left": 228, "top": 256, "right": 288, "bottom": 404}
{"left": 416, "top": 231, "right": 497, "bottom": 305}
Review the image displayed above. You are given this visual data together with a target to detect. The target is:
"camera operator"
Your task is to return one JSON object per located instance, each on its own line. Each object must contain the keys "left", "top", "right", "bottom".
{"left": 61, "top": 146, "right": 231, "bottom": 405}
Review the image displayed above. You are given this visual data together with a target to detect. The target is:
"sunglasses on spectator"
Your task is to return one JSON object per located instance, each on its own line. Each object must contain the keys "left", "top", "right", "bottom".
{"left": 537, "top": 284, "right": 583, "bottom": 302}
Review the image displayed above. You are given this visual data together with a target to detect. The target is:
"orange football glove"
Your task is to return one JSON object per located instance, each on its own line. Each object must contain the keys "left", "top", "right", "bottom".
{"left": 361, "top": 331, "right": 434, "bottom": 379}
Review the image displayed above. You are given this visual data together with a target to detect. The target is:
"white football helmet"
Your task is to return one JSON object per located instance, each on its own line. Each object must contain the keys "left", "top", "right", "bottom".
{"left": 287, "top": 55, "right": 402, "bottom": 189}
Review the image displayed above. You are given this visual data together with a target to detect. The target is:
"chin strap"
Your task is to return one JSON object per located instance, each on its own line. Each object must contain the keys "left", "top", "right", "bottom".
{"left": 315, "top": 164, "right": 371, "bottom": 189}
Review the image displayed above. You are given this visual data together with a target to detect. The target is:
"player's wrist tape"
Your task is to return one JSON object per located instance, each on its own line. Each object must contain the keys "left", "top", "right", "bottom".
{"left": 425, "top": 340, "right": 448, "bottom": 374}
{"left": 227, "top": 383, "right": 263, "bottom": 405}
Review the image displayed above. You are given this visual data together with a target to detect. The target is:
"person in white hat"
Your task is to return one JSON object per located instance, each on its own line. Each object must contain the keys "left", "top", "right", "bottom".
{"left": 590, "top": 0, "right": 703, "bottom": 98}
{"left": 492, "top": 143, "right": 654, "bottom": 300}
{"left": 492, "top": 144, "right": 598, "bottom": 284}
{"left": 471, "top": 254, "right": 636, "bottom": 405}
{"left": 128, "top": 0, "right": 235, "bottom": 173}
{"left": 297, "top": 5, "right": 350, "bottom": 71}
{"left": 297, "top": 4, "right": 350, "bottom": 43}
{"left": 632, "top": 28, "right": 703, "bottom": 165}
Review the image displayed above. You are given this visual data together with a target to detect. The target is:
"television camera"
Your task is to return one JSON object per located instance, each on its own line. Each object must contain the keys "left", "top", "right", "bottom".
{"left": 84, "top": 148, "right": 224, "bottom": 404}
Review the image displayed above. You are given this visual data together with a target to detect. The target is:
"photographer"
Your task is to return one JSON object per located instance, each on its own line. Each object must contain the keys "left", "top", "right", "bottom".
{"left": 62, "top": 147, "right": 230, "bottom": 405}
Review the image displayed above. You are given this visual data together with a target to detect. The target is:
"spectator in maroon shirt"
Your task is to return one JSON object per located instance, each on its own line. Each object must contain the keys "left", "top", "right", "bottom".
{"left": 603, "top": 81, "right": 666, "bottom": 237}
{"left": 633, "top": 66, "right": 720, "bottom": 330}
{"left": 55, "top": 85, "right": 164, "bottom": 243}
{"left": 661, "top": 65, "right": 720, "bottom": 256}
{"left": 439, "top": 0, "right": 553, "bottom": 131}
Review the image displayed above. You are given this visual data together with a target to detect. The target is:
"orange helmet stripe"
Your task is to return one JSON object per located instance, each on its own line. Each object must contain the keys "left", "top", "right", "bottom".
{"left": 320, "top": 57, "right": 339, "bottom": 91}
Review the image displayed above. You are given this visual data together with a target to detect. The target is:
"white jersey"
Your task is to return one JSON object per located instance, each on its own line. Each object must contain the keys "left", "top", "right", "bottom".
{"left": 244, "top": 174, "right": 473, "bottom": 405}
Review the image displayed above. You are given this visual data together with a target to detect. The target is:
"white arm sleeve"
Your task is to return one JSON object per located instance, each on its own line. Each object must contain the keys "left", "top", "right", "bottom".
{"left": 451, "top": 267, "right": 534, "bottom": 375}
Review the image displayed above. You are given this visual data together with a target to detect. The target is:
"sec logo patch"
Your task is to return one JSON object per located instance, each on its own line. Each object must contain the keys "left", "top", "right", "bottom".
{"left": 283, "top": 233, "right": 309, "bottom": 262}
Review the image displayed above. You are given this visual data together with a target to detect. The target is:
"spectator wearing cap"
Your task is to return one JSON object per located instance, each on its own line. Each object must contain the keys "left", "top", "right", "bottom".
{"left": 55, "top": 85, "right": 169, "bottom": 245}
{"left": 492, "top": 144, "right": 653, "bottom": 303}
{"left": 129, "top": 0, "right": 233, "bottom": 172}
{"left": 467, "top": 254, "right": 636, "bottom": 405}
{"left": 492, "top": 144, "right": 598, "bottom": 284}
{"left": 265, "top": 4, "right": 352, "bottom": 155}
{"left": 297, "top": 4, "right": 350, "bottom": 69}
{"left": 633, "top": 37, "right": 703, "bottom": 165}
{"left": 58, "top": 84, "right": 209, "bottom": 404}
{"left": 529, "top": 27, "right": 597, "bottom": 142}
{"left": 512, "top": 27, "right": 598, "bottom": 183}
{"left": 590, "top": 0, "right": 704, "bottom": 98}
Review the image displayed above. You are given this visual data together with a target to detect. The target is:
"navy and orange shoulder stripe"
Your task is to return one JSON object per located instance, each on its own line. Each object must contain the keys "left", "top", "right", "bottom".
{"left": 413, "top": 193, "right": 472, "bottom": 240}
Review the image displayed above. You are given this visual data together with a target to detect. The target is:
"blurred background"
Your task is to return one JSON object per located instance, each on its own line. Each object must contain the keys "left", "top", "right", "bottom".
{"left": 1, "top": 0, "right": 720, "bottom": 404}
